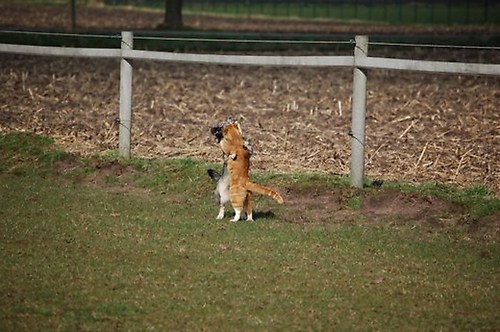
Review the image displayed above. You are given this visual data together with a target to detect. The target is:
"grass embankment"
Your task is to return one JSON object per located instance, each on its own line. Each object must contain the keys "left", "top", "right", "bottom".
{"left": 0, "top": 132, "right": 498, "bottom": 331}
{"left": 183, "top": 2, "right": 498, "bottom": 25}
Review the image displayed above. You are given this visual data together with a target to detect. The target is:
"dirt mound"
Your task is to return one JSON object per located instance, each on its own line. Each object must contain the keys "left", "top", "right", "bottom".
{"left": 282, "top": 186, "right": 347, "bottom": 224}
{"left": 282, "top": 186, "right": 498, "bottom": 239}
{"left": 361, "top": 190, "right": 464, "bottom": 226}
{"left": 283, "top": 186, "right": 464, "bottom": 226}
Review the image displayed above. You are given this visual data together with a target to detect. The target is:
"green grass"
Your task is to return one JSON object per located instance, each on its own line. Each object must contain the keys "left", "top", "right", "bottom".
{"left": 103, "top": 0, "right": 500, "bottom": 25}
{"left": 17, "top": 0, "right": 500, "bottom": 26}
{"left": 1, "top": 132, "right": 499, "bottom": 331}
{"left": 182, "top": 2, "right": 499, "bottom": 25}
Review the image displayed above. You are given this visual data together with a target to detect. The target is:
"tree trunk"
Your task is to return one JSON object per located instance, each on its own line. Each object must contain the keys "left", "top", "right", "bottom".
{"left": 70, "top": 0, "right": 76, "bottom": 30}
{"left": 163, "top": 0, "right": 183, "bottom": 29}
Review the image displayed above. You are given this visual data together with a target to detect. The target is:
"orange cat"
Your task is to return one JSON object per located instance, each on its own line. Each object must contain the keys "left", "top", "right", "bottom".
{"left": 211, "top": 119, "right": 284, "bottom": 221}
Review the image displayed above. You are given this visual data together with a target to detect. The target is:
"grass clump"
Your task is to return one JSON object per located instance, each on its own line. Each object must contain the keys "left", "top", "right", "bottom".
{"left": 0, "top": 132, "right": 66, "bottom": 175}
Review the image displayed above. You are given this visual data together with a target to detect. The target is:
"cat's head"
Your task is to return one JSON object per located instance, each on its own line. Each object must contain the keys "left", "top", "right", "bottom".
{"left": 221, "top": 121, "right": 243, "bottom": 142}
{"left": 210, "top": 116, "right": 240, "bottom": 143}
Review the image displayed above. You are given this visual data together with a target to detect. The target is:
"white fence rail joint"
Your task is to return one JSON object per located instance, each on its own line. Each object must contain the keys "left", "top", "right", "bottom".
{"left": 1, "top": 31, "right": 499, "bottom": 188}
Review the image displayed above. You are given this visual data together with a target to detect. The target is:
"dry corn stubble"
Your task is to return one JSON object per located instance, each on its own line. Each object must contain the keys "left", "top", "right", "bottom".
{"left": 1, "top": 56, "right": 498, "bottom": 192}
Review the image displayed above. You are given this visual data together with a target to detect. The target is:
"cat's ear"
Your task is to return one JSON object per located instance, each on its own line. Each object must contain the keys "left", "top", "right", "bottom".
{"left": 244, "top": 138, "right": 253, "bottom": 155}
{"left": 235, "top": 121, "right": 243, "bottom": 135}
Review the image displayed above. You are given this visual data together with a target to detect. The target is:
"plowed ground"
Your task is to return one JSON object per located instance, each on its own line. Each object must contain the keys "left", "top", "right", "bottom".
{"left": 2, "top": 55, "right": 498, "bottom": 189}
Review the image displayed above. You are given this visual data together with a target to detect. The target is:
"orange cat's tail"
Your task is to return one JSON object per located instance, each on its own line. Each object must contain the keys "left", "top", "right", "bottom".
{"left": 246, "top": 182, "right": 284, "bottom": 204}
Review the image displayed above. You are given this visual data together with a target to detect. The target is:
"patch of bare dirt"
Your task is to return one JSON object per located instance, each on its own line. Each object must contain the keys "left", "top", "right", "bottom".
{"left": 281, "top": 186, "right": 349, "bottom": 224}
{"left": 467, "top": 212, "right": 500, "bottom": 241}
{"left": 361, "top": 190, "right": 464, "bottom": 226}
{"left": 281, "top": 186, "right": 498, "bottom": 240}
{"left": 281, "top": 185, "right": 463, "bottom": 227}
{"left": 86, "top": 158, "right": 138, "bottom": 183}
{"left": 53, "top": 154, "right": 147, "bottom": 196}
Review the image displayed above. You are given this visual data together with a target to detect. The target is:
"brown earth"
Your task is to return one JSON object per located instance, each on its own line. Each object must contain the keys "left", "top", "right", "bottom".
{"left": 282, "top": 183, "right": 484, "bottom": 231}
{"left": 0, "top": 3, "right": 499, "bottom": 234}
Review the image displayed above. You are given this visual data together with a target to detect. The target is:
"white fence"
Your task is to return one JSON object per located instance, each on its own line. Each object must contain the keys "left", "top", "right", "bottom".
{"left": 1, "top": 32, "right": 499, "bottom": 188}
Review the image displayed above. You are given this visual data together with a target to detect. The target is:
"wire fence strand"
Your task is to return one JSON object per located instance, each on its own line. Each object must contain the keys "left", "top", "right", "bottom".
{"left": 0, "top": 30, "right": 120, "bottom": 39}
{"left": 135, "top": 35, "right": 354, "bottom": 45}
{"left": 1, "top": 30, "right": 498, "bottom": 52}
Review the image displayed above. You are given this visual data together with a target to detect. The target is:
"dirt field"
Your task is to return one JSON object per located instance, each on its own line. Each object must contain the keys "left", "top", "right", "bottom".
{"left": 0, "top": 3, "right": 499, "bottom": 193}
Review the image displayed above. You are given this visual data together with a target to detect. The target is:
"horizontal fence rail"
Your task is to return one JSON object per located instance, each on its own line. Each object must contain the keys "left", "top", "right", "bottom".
{"left": 357, "top": 56, "right": 500, "bottom": 76}
{"left": 0, "top": 42, "right": 120, "bottom": 58}
{"left": 1, "top": 42, "right": 499, "bottom": 75}
{"left": 124, "top": 49, "right": 354, "bottom": 67}
{"left": 1, "top": 32, "right": 499, "bottom": 188}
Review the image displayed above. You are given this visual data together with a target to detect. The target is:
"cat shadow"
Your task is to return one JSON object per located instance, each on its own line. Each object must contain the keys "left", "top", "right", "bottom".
{"left": 253, "top": 210, "right": 276, "bottom": 220}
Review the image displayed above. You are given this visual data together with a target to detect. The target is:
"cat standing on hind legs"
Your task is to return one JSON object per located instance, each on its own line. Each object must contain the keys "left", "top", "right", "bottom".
{"left": 210, "top": 118, "right": 283, "bottom": 222}
{"left": 207, "top": 140, "right": 253, "bottom": 220}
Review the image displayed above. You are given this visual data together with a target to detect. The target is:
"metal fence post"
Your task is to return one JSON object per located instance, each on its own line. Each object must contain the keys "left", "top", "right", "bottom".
{"left": 350, "top": 35, "right": 369, "bottom": 188}
{"left": 119, "top": 31, "right": 133, "bottom": 159}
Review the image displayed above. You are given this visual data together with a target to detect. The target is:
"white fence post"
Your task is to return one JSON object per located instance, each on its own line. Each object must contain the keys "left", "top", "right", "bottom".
{"left": 350, "top": 35, "right": 369, "bottom": 188}
{"left": 119, "top": 31, "right": 133, "bottom": 159}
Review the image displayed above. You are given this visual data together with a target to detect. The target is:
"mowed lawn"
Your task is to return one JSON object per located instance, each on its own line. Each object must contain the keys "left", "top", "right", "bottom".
{"left": 0, "top": 133, "right": 499, "bottom": 331}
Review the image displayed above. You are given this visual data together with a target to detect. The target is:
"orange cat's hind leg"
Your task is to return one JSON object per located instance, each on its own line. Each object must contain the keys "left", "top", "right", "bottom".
{"left": 230, "top": 186, "right": 246, "bottom": 222}
{"left": 245, "top": 192, "right": 254, "bottom": 221}
{"left": 230, "top": 208, "right": 242, "bottom": 222}
{"left": 230, "top": 196, "right": 244, "bottom": 222}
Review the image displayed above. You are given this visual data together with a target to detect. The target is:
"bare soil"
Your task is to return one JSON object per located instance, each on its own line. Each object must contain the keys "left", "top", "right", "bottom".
{"left": 0, "top": 3, "right": 499, "bottom": 233}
